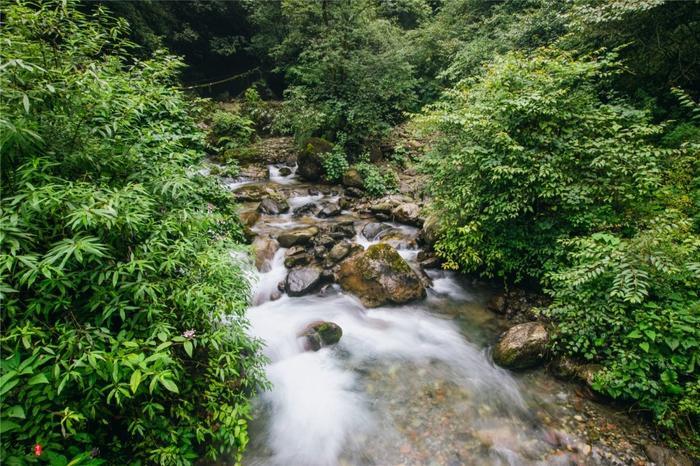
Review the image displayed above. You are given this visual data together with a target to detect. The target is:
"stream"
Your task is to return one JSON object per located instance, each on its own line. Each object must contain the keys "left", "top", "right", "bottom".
{"left": 217, "top": 162, "right": 656, "bottom": 466}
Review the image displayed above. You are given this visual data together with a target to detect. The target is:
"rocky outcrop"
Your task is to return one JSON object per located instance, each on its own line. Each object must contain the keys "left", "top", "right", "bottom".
{"left": 277, "top": 226, "right": 319, "bottom": 248}
{"left": 492, "top": 322, "right": 549, "bottom": 370}
{"left": 297, "top": 137, "right": 332, "bottom": 181}
{"left": 299, "top": 321, "right": 343, "bottom": 351}
{"left": 337, "top": 243, "right": 426, "bottom": 307}
{"left": 285, "top": 265, "right": 323, "bottom": 296}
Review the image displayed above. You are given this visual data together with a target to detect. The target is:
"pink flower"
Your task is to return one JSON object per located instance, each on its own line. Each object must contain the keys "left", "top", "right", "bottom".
{"left": 182, "top": 329, "right": 196, "bottom": 339}
{"left": 34, "top": 444, "right": 42, "bottom": 456}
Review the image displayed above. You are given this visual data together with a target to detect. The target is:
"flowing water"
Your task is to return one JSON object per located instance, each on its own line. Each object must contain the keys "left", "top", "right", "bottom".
{"left": 225, "top": 164, "right": 652, "bottom": 466}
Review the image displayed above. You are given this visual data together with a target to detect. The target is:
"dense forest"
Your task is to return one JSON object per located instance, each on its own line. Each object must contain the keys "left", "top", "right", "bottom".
{"left": 1, "top": 0, "right": 698, "bottom": 465}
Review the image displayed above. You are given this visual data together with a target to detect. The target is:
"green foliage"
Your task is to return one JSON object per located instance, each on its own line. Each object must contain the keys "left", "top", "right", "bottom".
{"left": 321, "top": 136, "right": 350, "bottom": 183}
{"left": 419, "top": 49, "right": 668, "bottom": 280}
{"left": 353, "top": 160, "right": 398, "bottom": 197}
{"left": 240, "top": 87, "right": 277, "bottom": 134}
{"left": 209, "top": 110, "right": 256, "bottom": 149}
{"left": 249, "top": 0, "right": 417, "bottom": 150}
{"left": 546, "top": 215, "right": 699, "bottom": 438}
{"left": 0, "top": 2, "right": 265, "bottom": 464}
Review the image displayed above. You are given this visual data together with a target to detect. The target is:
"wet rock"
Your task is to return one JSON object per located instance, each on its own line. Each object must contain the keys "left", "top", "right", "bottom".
{"left": 297, "top": 137, "right": 332, "bottom": 181}
{"left": 284, "top": 246, "right": 311, "bottom": 268}
{"left": 258, "top": 196, "right": 290, "bottom": 215}
{"left": 342, "top": 168, "right": 364, "bottom": 188}
{"left": 361, "top": 222, "right": 393, "bottom": 240}
{"left": 285, "top": 265, "right": 323, "bottom": 296}
{"left": 239, "top": 209, "right": 260, "bottom": 228}
{"left": 643, "top": 444, "right": 693, "bottom": 466}
{"left": 278, "top": 166, "right": 292, "bottom": 176}
{"left": 292, "top": 202, "right": 319, "bottom": 218}
{"left": 391, "top": 202, "right": 423, "bottom": 227}
{"left": 277, "top": 226, "right": 319, "bottom": 248}
{"left": 314, "top": 234, "right": 336, "bottom": 249}
{"left": 252, "top": 236, "right": 279, "bottom": 272}
{"left": 493, "top": 322, "right": 549, "bottom": 369}
{"left": 337, "top": 243, "right": 426, "bottom": 307}
{"left": 550, "top": 357, "right": 603, "bottom": 390}
{"left": 329, "top": 221, "right": 356, "bottom": 239}
{"left": 318, "top": 202, "right": 341, "bottom": 218}
{"left": 369, "top": 201, "right": 396, "bottom": 215}
{"left": 420, "top": 256, "right": 442, "bottom": 269}
{"left": 327, "top": 241, "right": 352, "bottom": 264}
{"left": 338, "top": 197, "right": 352, "bottom": 210}
{"left": 312, "top": 245, "right": 327, "bottom": 259}
{"left": 299, "top": 321, "right": 342, "bottom": 351}
{"left": 237, "top": 163, "right": 269, "bottom": 180}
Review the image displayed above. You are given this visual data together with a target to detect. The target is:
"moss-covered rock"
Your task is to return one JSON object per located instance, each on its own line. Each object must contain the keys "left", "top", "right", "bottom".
{"left": 337, "top": 243, "right": 425, "bottom": 307}
{"left": 297, "top": 137, "right": 333, "bottom": 181}
{"left": 299, "top": 321, "right": 343, "bottom": 351}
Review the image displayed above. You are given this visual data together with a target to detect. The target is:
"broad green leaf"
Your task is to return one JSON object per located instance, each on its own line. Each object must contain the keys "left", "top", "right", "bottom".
{"left": 28, "top": 373, "right": 49, "bottom": 385}
{"left": 130, "top": 370, "right": 142, "bottom": 394}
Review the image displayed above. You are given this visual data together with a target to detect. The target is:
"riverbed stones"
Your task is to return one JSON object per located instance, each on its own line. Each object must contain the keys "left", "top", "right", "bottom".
{"left": 233, "top": 184, "right": 273, "bottom": 202}
{"left": 258, "top": 196, "right": 290, "bottom": 215}
{"left": 329, "top": 221, "right": 356, "bottom": 239}
{"left": 299, "top": 321, "right": 343, "bottom": 351}
{"left": 492, "top": 322, "right": 549, "bottom": 369}
{"left": 285, "top": 265, "right": 323, "bottom": 296}
{"left": 278, "top": 166, "right": 292, "bottom": 176}
{"left": 327, "top": 241, "right": 352, "bottom": 264}
{"left": 284, "top": 246, "right": 311, "bottom": 268}
{"left": 239, "top": 209, "right": 260, "bottom": 228}
{"left": 277, "top": 226, "right": 319, "bottom": 247}
{"left": 337, "top": 243, "right": 426, "bottom": 307}
{"left": 297, "top": 137, "right": 332, "bottom": 181}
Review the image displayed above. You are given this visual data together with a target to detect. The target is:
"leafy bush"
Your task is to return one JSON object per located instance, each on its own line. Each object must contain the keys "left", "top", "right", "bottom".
{"left": 321, "top": 136, "right": 350, "bottom": 183}
{"left": 240, "top": 87, "right": 276, "bottom": 134}
{"left": 0, "top": 2, "right": 265, "bottom": 464}
{"left": 546, "top": 214, "right": 699, "bottom": 439}
{"left": 353, "top": 160, "right": 398, "bottom": 197}
{"left": 209, "top": 110, "right": 255, "bottom": 150}
{"left": 419, "top": 49, "right": 669, "bottom": 280}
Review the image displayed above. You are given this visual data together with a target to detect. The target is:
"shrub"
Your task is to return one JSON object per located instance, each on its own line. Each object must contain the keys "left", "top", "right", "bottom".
{"left": 418, "top": 48, "right": 669, "bottom": 280}
{"left": 321, "top": 136, "right": 350, "bottom": 183}
{"left": 546, "top": 214, "right": 699, "bottom": 440}
{"left": 353, "top": 160, "right": 398, "bottom": 197}
{"left": 0, "top": 2, "right": 265, "bottom": 464}
{"left": 209, "top": 110, "right": 256, "bottom": 149}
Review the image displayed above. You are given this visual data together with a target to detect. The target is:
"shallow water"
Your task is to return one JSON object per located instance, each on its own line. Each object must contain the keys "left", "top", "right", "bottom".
{"left": 230, "top": 165, "right": 650, "bottom": 466}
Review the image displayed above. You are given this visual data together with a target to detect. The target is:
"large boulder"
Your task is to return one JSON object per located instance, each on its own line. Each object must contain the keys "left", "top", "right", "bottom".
{"left": 258, "top": 196, "right": 290, "bottom": 215}
{"left": 337, "top": 243, "right": 426, "bottom": 307}
{"left": 342, "top": 168, "right": 364, "bottom": 188}
{"left": 298, "top": 321, "right": 343, "bottom": 351}
{"left": 391, "top": 202, "right": 422, "bottom": 227}
{"left": 297, "top": 137, "right": 332, "bottom": 181}
{"left": 492, "top": 322, "right": 549, "bottom": 370}
{"left": 277, "top": 226, "right": 319, "bottom": 248}
{"left": 285, "top": 265, "right": 323, "bottom": 296}
{"left": 418, "top": 213, "right": 441, "bottom": 248}
{"left": 239, "top": 209, "right": 260, "bottom": 228}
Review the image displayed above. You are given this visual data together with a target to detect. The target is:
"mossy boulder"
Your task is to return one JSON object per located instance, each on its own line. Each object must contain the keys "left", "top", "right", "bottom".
{"left": 337, "top": 243, "right": 426, "bottom": 307}
{"left": 342, "top": 168, "right": 364, "bottom": 188}
{"left": 297, "top": 137, "right": 333, "bottom": 181}
{"left": 492, "top": 322, "right": 549, "bottom": 370}
{"left": 258, "top": 195, "right": 290, "bottom": 215}
{"left": 299, "top": 321, "right": 343, "bottom": 351}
